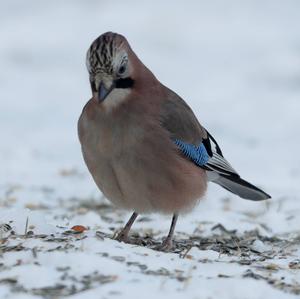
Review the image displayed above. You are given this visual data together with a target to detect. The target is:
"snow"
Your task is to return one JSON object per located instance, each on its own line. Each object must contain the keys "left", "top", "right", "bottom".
{"left": 1, "top": 0, "right": 300, "bottom": 298}
{"left": 250, "top": 239, "right": 272, "bottom": 253}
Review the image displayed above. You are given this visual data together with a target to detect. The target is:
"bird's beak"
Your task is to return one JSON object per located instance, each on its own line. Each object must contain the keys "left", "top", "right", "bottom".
{"left": 97, "top": 81, "right": 115, "bottom": 103}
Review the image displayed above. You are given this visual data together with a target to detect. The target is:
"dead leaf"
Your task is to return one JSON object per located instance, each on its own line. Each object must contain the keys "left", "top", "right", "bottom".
{"left": 71, "top": 225, "right": 87, "bottom": 233}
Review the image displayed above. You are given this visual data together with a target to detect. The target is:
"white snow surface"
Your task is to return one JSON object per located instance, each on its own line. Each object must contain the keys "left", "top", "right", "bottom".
{"left": 1, "top": 1, "right": 300, "bottom": 298}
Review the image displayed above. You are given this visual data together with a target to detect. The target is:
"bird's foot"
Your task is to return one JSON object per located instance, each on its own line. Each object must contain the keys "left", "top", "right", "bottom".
{"left": 114, "top": 212, "right": 138, "bottom": 244}
{"left": 154, "top": 238, "right": 173, "bottom": 252}
{"left": 114, "top": 229, "right": 129, "bottom": 243}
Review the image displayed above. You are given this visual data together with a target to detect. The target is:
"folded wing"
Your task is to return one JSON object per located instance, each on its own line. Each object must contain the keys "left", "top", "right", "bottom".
{"left": 160, "top": 88, "right": 271, "bottom": 201}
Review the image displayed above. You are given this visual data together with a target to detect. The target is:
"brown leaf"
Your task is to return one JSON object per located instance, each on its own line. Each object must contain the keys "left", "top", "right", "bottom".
{"left": 71, "top": 225, "right": 87, "bottom": 233}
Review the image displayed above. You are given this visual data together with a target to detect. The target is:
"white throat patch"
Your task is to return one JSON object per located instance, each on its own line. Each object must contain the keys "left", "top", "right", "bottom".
{"left": 102, "top": 88, "right": 131, "bottom": 112}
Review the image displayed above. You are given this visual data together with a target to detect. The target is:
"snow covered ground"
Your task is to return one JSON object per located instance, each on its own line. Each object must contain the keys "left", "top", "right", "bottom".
{"left": 1, "top": 1, "right": 300, "bottom": 298}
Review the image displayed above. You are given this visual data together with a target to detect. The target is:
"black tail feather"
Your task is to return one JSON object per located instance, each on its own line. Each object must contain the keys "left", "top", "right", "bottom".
{"left": 215, "top": 174, "right": 271, "bottom": 201}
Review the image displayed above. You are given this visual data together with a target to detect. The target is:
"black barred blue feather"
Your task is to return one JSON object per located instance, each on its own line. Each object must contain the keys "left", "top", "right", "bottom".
{"left": 174, "top": 139, "right": 210, "bottom": 166}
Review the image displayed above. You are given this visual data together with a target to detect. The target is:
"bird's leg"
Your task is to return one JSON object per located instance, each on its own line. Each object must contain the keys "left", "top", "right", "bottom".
{"left": 115, "top": 212, "right": 138, "bottom": 243}
{"left": 156, "top": 214, "right": 178, "bottom": 251}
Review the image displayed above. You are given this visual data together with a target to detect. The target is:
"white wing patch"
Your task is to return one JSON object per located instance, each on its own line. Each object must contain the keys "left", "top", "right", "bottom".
{"left": 204, "top": 131, "right": 239, "bottom": 178}
{"left": 208, "top": 152, "right": 238, "bottom": 174}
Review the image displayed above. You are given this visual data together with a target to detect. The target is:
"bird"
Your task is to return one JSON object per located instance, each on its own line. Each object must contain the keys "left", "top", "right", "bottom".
{"left": 78, "top": 32, "right": 271, "bottom": 251}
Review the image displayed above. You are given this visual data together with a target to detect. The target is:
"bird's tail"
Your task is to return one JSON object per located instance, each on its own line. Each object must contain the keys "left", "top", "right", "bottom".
{"left": 213, "top": 174, "right": 271, "bottom": 201}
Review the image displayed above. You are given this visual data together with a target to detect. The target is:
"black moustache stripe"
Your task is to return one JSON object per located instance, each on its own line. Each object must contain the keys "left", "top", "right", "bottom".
{"left": 90, "top": 81, "right": 97, "bottom": 92}
{"left": 114, "top": 77, "right": 134, "bottom": 89}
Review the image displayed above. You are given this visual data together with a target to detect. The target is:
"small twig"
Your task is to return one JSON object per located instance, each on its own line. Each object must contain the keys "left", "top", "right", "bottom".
{"left": 32, "top": 247, "right": 38, "bottom": 258}
{"left": 24, "top": 217, "right": 29, "bottom": 235}
{"left": 233, "top": 239, "right": 242, "bottom": 257}
{"left": 180, "top": 245, "right": 192, "bottom": 259}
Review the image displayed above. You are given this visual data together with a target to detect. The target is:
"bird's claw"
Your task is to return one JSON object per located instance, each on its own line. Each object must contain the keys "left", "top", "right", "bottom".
{"left": 114, "top": 230, "right": 129, "bottom": 243}
{"left": 154, "top": 238, "right": 173, "bottom": 252}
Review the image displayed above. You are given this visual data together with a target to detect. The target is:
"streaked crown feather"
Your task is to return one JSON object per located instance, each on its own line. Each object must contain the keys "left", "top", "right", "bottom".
{"left": 86, "top": 32, "right": 127, "bottom": 76}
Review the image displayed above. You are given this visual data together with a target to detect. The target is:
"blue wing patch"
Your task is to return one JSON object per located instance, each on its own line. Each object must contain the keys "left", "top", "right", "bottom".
{"left": 174, "top": 139, "right": 210, "bottom": 166}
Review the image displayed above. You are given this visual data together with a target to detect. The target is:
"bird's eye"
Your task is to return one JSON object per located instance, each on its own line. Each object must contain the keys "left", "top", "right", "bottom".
{"left": 118, "top": 64, "right": 126, "bottom": 75}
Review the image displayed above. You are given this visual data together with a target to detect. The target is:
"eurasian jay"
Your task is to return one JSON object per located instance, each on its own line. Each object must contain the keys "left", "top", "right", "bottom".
{"left": 78, "top": 32, "right": 270, "bottom": 250}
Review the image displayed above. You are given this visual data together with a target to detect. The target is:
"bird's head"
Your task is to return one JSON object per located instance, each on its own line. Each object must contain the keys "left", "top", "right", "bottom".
{"left": 86, "top": 32, "right": 136, "bottom": 107}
